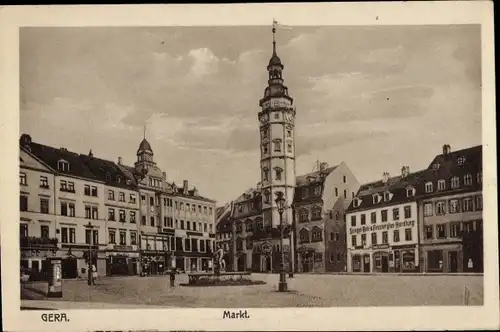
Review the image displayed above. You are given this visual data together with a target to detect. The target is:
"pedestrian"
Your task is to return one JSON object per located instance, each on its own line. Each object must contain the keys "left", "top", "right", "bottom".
{"left": 91, "top": 264, "right": 98, "bottom": 285}
{"left": 169, "top": 268, "right": 176, "bottom": 287}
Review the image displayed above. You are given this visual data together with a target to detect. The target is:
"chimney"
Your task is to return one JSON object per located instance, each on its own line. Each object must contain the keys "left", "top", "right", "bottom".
{"left": 193, "top": 186, "right": 199, "bottom": 196}
{"left": 401, "top": 166, "right": 410, "bottom": 178}
{"left": 88, "top": 149, "right": 94, "bottom": 158}
{"left": 320, "top": 162, "right": 329, "bottom": 171}
{"left": 183, "top": 180, "right": 188, "bottom": 194}
{"left": 382, "top": 172, "right": 390, "bottom": 183}
{"left": 118, "top": 156, "right": 122, "bottom": 165}
{"left": 443, "top": 144, "right": 451, "bottom": 155}
{"left": 162, "top": 172, "right": 167, "bottom": 181}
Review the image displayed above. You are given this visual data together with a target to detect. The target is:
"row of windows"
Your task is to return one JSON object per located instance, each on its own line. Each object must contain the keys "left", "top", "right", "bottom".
{"left": 261, "top": 140, "right": 293, "bottom": 155}
{"left": 298, "top": 227, "right": 323, "bottom": 243}
{"left": 143, "top": 237, "right": 215, "bottom": 253}
{"left": 423, "top": 195, "right": 482, "bottom": 216}
{"left": 423, "top": 220, "right": 482, "bottom": 240}
{"left": 424, "top": 173, "right": 481, "bottom": 193}
{"left": 350, "top": 205, "right": 412, "bottom": 227}
{"left": 108, "top": 208, "right": 136, "bottom": 223}
{"left": 19, "top": 224, "right": 49, "bottom": 238}
{"left": 107, "top": 229, "right": 137, "bottom": 245}
{"left": 351, "top": 228, "right": 413, "bottom": 247}
{"left": 141, "top": 216, "right": 213, "bottom": 232}
{"left": 20, "top": 196, "right": 50, "bottom": 214}
{"left": 260, "top": 128, "right": 293, "bottom": 141}
{"left": 142, "top": 195, "right": 213, "bottom": 215}
{"left": 108, "top": 190, "right": 137, "bottom": 204}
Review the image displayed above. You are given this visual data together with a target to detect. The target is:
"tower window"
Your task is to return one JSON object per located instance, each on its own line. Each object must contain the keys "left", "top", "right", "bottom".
{"left": 287, "top": 130, "right": 292, "bottom": 138}
{"left": 274, "top": 167, "right": 283, "bottom": 181}
{"left": 262, "top": 144, "right": 269, "bottom": 155}
{"left": 264, "top": 191, "right": 271, "bottom": 204}
{"left": 274, "top": 112, "right": 279, "bottom": 119}
{"left": 273, "top": 140, "right": 282, "bottom": 152}
{"left": 287, "top": 143, "right": 292, "bottom": 153}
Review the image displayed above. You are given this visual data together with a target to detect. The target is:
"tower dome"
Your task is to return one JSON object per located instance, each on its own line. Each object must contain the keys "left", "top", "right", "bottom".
{"left": 137, "top": 138, "right": 153, "bottom": 155}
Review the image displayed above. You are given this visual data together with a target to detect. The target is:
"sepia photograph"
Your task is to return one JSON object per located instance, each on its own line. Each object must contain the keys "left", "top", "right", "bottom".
{"left": 1, "top": 2, "right": 498, "bottom": 331}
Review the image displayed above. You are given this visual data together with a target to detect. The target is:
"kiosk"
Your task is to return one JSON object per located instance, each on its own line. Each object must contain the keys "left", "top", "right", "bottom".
{"left": 47, "top": 257, "right": 62, "bottom": 298}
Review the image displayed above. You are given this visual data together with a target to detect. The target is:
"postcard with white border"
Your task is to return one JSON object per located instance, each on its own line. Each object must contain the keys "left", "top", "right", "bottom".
{"left": 0, "top": 2, "right": 498, "bottom": 331}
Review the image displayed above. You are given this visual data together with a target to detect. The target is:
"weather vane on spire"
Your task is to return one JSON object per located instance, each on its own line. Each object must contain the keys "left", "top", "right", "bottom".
{"left": 272, "top": 19, "right": 278, "bottom": 53}
{"left": 143, "top": 125, "right": 146, "bottom": 140}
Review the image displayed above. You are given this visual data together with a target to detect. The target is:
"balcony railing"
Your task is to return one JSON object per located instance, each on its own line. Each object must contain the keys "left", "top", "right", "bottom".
{"left": 20, "top": 236, "right": 58, "bottom": 248}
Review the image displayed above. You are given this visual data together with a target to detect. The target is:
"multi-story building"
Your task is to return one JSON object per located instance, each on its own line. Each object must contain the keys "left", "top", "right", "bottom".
{"left": 346, "top": 167, "right": 422, "bottom": 273}
{"left": 81, "top": 155, "right": 140, "bottom": 276}
{"left": 117, "top": 136, "right": 217, "bottom": 274}
{"left": 21, "top": 134, "right": 108, "bottom": 279}
{"left": 294, "top": 161, "right": 359, "bottom": 273}
{"left": 19, "top": 140, "right": 58, "bottom": 274}
{"left": 254, "top": 24, "right": 296, "bottom": 273}
{"left": 417, "top": 144, "right": 483, "bottom": 273}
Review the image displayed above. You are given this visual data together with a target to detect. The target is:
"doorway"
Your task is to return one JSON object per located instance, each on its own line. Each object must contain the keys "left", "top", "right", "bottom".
{"left": 381, "top": 255, "right": 389, "bottom": 272}
{"left": 449, "top": 251, "right": 458, "bottom": 273}
{"left": 62, "top": 257, "right": 78, "bottom": 279}
{"left": 363, "top": 254, "right": 371, "bottom": 273}
{"left": 237, "top": 255, "right": 246, "bottom": 272}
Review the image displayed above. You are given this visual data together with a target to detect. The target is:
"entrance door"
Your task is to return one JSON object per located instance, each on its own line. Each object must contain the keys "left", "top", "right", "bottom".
{"left": 381, "top": 255, "right": 389, "bottom": 273}
{"left": 265, "top": 256, "right": 271, "bottom": 272}
{"left": 302, "top": 256, "right": 309, "bottom": 272}
{"left": 363, "top": 255, "right": 371, "bottom": 273}
{"left": 62, "top": 257, "right": 77, "bottom": 279}
{"left": 449, "top": 251, "right": 458, "bottom": 273}
{"left": 237, "top": 255, "right": 246, "bottom": 271}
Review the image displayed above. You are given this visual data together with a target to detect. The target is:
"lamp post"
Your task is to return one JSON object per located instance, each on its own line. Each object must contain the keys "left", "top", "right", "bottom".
{"left": 85, "top": 221, "right": 94, "bottom": 286}
{"left": 275, "top": 191, "right": 287, "bottom": 292}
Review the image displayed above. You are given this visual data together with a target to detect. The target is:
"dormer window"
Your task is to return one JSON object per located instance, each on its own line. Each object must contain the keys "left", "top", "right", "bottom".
{"left": 126, "top": 179, "right": 131, "bottom": 185}
{"left": 372, "top": 194, "right": 381, "bottom": 204}
{"left": 116, "top": 176, "right": 121, "bottom": 183}
{"left": 383, "top": 191, "right": 392, "bottom": 202}
{"left": 57, "top": 160, "right": 70, "bottom": 172}
{"left": 353, "top": 198, "right": 361, "bottom": 208}
{"left": 314, "top": 185, "right": 321, "bottom": 196}
{"left": 464, "top": 173, "right": 473, "bottom": 186}
{"left": 425, "top": 182, "right": 433, "bottom": 193}
{"left": 406, "top": 187, "right": 415, "bottom": 197}
{"left": 457, "top": 156, "right": 466, "bottom": 165}
{"left": 432, "top": 163, "right": 440, "bottom": 170}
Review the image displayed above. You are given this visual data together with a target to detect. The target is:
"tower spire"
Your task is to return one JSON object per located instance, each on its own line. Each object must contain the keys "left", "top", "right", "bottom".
{"left": 143, "top": 125, "right": 146, "bottom": 140}
{"left": 272, "top": 19, "right": 277, "bottom": 55}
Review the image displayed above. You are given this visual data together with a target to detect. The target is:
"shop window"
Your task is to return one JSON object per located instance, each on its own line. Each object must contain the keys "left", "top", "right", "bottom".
{"left": 401, "top": 250, "right": 415, "bottom": 270}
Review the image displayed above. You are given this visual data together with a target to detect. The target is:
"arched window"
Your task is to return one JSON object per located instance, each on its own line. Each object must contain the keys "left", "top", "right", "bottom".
{"left": 299, "top": 228, "right": 310, "bottom": 243}
{"left": 262, "top": 167, "right": 269, "bottom": 181}
{"left": 451, "top": 176, "right": 460, "bottom": 189}
{"left": 298, "top": 209, "right": 309, "bottom": 222}
{"left": 273, "top": 139, "right": 282, "bottom": 152}
{"left": 311, "top": 205, "right": 322, "bottom": 220}
{"left": 311, "top": 226, "right": 323, "bottom": 242}
{"left": 256, "top": 217, "right": 264, "bottom": 230}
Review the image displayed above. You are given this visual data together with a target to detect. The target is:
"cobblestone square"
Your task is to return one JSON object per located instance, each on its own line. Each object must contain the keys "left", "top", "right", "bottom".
{"left": 22, "top": 273, "right": 483, "bottom": 308}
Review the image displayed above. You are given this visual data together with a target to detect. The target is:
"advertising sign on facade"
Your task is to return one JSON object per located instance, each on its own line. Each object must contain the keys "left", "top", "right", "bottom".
{"left": 349, "top": 220, "right": 415, "bottom": 235}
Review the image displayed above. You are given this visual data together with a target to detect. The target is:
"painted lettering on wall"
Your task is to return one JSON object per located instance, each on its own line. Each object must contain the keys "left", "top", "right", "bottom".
{"left": 349, "top": 220, "right": 415, "bottom": 235}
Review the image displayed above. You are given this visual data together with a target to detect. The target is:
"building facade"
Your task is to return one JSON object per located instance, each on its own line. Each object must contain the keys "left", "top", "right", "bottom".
{"left": 254, "top": 24, "right": 296, "bottom": 272}
{"left": 294, "top": 161, "right": 360, "bottom": 273}
{"left": 19, "top": 145, "right": 58, "bottom": 276}
{"left": 215, "top": 204, "right": 234, "bottom": 270}
{"left": 417, "top": 144, "right": 483, "bottom": 273}
{"left": 346, "top": 168, "right": 421, "bottom": 273}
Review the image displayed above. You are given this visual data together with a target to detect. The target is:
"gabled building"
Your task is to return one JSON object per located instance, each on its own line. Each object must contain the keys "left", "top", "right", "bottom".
{"left": 215, "top": 203, "right": 234, "bottom": 269}
{"left": 417, "top": 144, "right": 483, "bottom": 273}
{"left": 346, "top": 167, "right": 423, "bottom": 273}
{"left": 294, "top": 161, "right": 360, "bottom": 272}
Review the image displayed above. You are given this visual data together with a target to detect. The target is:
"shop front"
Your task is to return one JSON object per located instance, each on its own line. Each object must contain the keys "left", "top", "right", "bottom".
{"left": 421, "top": 243, "right": 462, "bottom": 273}
{"left": 349, "top": 250, "right": 371, "bottom": 273}
{"left": 106, "top": 247, "right": 140, "bottom": 276}
{"left": 297, "top": 245, "right": 315, "bottom": 273}
{"left": 140, "top": 250, "right": 168, "bottom": 275}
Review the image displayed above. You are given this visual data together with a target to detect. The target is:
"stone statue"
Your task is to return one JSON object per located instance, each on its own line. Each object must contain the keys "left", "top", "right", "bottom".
{"left": 214, "top": 246, "right": 225, "bottom": 276}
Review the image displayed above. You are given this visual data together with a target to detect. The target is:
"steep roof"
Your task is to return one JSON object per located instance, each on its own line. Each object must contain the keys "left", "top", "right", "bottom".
{"left": 295, "top": 165, "right": 339, "bottom": 187}
{"left": 80, "top": 155, "right": 137, "bottom": 190}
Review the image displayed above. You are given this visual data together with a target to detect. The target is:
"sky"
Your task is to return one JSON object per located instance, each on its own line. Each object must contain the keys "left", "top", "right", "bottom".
{"left": 20, "top": 25, "right": 482, "bottom": 205}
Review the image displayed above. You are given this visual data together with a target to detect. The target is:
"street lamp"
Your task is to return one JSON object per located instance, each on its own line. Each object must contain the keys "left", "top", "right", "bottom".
{"left": 275, "top": 191, "right": 287, "bottom": 292}
{"left": 85, "top": 221, "right": 94, "bottom": 286}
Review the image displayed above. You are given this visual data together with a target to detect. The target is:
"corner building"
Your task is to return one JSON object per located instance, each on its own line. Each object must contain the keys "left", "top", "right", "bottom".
{"left": 254, "top": 27, "right": 296, "bottom": 272}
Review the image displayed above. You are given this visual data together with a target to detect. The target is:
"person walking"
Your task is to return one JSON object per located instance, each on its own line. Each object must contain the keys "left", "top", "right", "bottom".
{"left": 91, "top": 264, "right": 98, "bottom": 285}
{"left": 169, "top": 268, "right": 176, "bottom": 287}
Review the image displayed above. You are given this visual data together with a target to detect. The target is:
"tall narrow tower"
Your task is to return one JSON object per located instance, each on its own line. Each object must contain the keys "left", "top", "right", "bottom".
{"left": 258, "top": 22, "right": 296, "bottom": 238}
